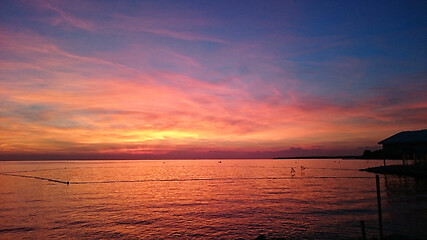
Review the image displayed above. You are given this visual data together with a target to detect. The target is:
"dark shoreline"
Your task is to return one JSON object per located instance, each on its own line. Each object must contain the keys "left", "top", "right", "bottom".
{"left": 360, "top": 164, "right": 427, "bottom": 178}
{"left": 0, "top": 158, "right": 352, "bottom": 161}
{"left": 274, "top": 156, "right": 360, "bottom": 159}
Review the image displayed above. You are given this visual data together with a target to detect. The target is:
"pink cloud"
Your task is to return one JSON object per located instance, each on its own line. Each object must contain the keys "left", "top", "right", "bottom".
{"left": 32, "top": 2, "right": 229, "bottom": 44}
{"left": 36, "top": 0, "right": 95, "bottom": 31}
{"left": 138, "top": 27, "right": 229, "bottom": 44}
{"left": 107, "top": 14, "right": 229, "bottom": 44}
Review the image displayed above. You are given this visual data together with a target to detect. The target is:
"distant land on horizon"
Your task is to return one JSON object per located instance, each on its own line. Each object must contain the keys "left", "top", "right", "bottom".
{"left": 0, "top": 147, "right": 382, "bottom": 161}
{"left": 0, "top": 153, "right": 376, "bottom": 161}
{"left": 0, "top": 157, "right": 364, "bottom": 161}
{"left": 274, "top": 156, "right": 359, "bottom": 159}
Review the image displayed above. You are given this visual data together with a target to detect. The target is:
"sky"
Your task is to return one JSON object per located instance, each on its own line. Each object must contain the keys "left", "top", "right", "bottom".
{"left": 1, "top": 0, "right": 426, "bottom": 159}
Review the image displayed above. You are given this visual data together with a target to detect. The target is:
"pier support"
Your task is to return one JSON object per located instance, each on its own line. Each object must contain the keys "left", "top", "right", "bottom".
{"left": 360, "top": 220, "right": 366, "bottom": 240}
{"left": 376, "top": 175, "right": 384, "bottom": 240}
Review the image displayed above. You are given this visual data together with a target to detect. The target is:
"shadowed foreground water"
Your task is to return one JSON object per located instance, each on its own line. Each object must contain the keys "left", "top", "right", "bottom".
{"left": 0, "top": 159, "right": 426, "bottom": 239}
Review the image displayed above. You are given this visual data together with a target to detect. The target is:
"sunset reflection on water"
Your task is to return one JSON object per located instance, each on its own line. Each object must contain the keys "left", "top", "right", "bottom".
{"left": 0, "top": 159, "right": 426, "bottom": 239}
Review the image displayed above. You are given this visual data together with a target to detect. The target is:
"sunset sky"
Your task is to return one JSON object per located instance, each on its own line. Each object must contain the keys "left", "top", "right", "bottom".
{"left": 1, "top": 0, "right": 426, "bottom": 159}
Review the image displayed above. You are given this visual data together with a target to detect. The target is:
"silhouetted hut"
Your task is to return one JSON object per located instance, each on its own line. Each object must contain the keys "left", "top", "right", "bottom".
{"left": 378, "top": 129, "right": 427, "bottom": 166}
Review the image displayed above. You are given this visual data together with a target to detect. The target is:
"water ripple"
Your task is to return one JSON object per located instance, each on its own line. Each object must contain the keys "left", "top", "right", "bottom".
{"left": 0, "top": 227, "right": 36, "bottom": 233}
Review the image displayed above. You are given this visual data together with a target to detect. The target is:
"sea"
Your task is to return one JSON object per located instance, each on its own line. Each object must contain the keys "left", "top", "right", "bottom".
{"left": 0, "top": 159, "right": 426, "bottom": 239}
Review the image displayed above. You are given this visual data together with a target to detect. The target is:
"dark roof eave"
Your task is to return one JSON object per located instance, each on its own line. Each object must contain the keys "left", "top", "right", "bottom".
{"left": 379, "top": 141, "right": 426, "bottom": 145}
{"left": 378, "top": 129, "right": 427, "bottom": 145}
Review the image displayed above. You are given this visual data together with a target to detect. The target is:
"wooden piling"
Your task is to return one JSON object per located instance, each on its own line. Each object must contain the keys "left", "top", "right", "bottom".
{"left": 376, "top": 175, "right": 384, "bottom": 240}
{"left": 360, "top": 220, "right": 366, "bottom": 240}
{"left": 402, "top": 153, "right": 405, "bottom": 166}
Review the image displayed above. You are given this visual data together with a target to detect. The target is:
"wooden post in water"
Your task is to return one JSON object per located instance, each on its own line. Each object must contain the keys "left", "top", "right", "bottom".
{"left": 376, "top": 175, "right": 384, "bottom": 240}
{"left": 402, "top": 153, "right": 406, "bottom": 166}
{"left": 360, "top": 220, "right": 367, "bottom": 240}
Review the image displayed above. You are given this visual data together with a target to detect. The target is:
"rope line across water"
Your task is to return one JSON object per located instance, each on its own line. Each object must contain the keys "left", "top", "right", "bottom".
{"left": 0, "top": 172, "right": 375, "bottom": 185}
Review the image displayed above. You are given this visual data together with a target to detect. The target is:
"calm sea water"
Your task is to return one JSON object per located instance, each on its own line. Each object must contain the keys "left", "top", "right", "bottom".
{"left": 0, "top": 159, "right": 426, "bottom": 239}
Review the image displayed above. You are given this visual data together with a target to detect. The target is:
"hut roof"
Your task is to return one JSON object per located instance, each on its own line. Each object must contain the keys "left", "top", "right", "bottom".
{"left": 378, "top": 129, "right": 427, "bottom": 144}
